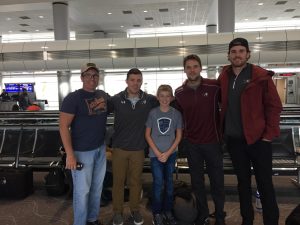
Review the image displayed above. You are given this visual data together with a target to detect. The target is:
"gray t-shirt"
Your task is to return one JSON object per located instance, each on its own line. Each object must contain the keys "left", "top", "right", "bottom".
{"left": 145, "top": 106, "right": 183, "bottom": 158}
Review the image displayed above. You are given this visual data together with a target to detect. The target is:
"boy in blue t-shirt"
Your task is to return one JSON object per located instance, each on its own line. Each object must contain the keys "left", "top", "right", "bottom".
{"left": 145, "top": 84, "right": 183, "bottom": 225}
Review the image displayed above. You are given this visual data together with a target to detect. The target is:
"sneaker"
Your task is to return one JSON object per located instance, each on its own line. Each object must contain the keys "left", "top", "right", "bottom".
{"left": 131, "top": 210, "right": 144, "bottom": 225}
{"left": 153, "top": 214, "right": 164, "bottom": 225}
{"left": 86, "top": 221, "right": 103, "bottom": 225}
{"left": 163, "top": 211, "right": 177, "bottom": 225}
{"left": 113, "top": 213, "right": 123, "bottom": 225}
{"left": 203, "top": 218, "right": 210, "bottom": 225}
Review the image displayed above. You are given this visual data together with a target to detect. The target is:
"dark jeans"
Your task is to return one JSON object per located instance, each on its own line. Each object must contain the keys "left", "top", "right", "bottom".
{"left": 227, "top": 137, "right": 279, "bottom": 225}
{"left": 150, "top": 152, "right": 177, "bottom": 214}
{"left": 185, "top": 141, "right": 225, "bottom": 224}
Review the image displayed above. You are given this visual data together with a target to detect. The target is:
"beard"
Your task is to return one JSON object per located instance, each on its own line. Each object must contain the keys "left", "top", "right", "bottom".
{"left": 230, "top": 57, "right": 247, "bottom": 68}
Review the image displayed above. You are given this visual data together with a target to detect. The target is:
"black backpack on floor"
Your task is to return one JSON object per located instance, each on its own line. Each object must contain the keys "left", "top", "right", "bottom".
{"left": 286, "top": 204, "right": 300, "bottom": 225}
{"left": 45, "top": 167, "right": 68, "bottom": 196}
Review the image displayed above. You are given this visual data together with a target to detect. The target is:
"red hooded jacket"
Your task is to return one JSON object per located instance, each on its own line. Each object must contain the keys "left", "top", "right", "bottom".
{"left": 218, "top": 64, "right": 282, "bottom": 144}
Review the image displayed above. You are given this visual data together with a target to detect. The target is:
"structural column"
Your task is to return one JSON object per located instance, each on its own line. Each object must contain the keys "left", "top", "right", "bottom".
{"left": 206, "top": 0, "right": 218, "bottom": 79}
{"left": 52, "top": 2, "right": 71, "bottom": 108}
{"left": 218, "top": 0, "right": 235, "bottom": 33}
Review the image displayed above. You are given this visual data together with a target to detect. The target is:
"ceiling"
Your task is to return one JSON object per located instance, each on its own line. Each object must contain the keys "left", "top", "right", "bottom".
{"left": 0, "top": 0, "right": 300, "bottom": 39}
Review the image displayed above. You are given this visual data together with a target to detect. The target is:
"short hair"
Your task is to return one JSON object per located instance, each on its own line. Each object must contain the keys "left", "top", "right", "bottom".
{"left": 156, "top": 84, "right": 173, "bottom": 97}
{"left": 126, "top": 68, "right": 142, "bottom": 80}
{"left": 183, "top": 54, "right": 202, "bottom": 68}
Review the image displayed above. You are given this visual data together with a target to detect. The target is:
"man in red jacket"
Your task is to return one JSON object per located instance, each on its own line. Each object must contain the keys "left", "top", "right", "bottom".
{"left": 218, "top": 38, "right": 282, "bottom": 225}
{"left": 175, "top": 54, "right": 225, "bottom": 225}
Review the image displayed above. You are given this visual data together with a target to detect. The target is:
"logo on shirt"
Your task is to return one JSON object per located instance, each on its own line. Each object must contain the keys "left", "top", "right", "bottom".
{"left": 85, "top": 97, "right": 106, "bottom": 115}
{"left": 203, "top": 92, "right": 208, "bottom": 97}
{"left": 157, "top": 117, "right": 171, "bottom": 135}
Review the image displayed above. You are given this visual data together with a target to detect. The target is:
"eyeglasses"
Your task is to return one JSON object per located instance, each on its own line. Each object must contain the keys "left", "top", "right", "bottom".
{"left": 82, "top": 74, "right": 99, "bottom": 79}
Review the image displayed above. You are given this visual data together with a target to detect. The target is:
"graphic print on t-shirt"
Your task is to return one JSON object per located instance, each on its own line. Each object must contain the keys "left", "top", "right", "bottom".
{"left": 85, "top": 96, "right": 106, "bottom": 115}
{"left": 157, "top": 117, "right": 171, "bottom": 135}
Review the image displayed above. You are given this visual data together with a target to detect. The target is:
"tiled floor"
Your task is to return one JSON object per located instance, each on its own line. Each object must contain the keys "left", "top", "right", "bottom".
{"left": 0, "top": 172, "right": 299, "bottom": 225}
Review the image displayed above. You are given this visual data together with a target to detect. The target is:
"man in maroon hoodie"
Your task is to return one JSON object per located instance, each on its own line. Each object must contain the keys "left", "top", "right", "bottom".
{"left": 175, "top": 54, "right": 225, "bottom": 225}
{"left": 218, "top": 38, "right": 282, "bottom": 225}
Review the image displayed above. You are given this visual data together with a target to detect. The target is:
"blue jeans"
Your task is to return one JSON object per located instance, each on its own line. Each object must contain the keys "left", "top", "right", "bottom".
{"left": 150, "top": 152, "right": 176, "bottom": 214}
{"left": 72, "top": 144, "right": 107, "bottom": 225}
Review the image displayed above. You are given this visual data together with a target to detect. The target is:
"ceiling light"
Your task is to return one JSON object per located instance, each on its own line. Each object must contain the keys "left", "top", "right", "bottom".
{"left": 6, "top": 17, "right": 11, "bottom": 21}
{"left": 244, "top": 18, "right": 249, "bottom": 21}
{"left": 38, "top": 16, "right": 44, "bottom": 19}
{"left": 108, "top": 44, "right": 116, "bottom": 47}
{"left": 120, "top": 25, "right": 124, "bottom": 28}
{"left": 256, "top": 36, "right": 263, "bottom": 40}
{"left": 150, "top": 24, "right": 153, "bottom": 27}
{"left": 41, "top": 46, "right": 48, "bottom": 49}
{"left": 180, "top": 22, "right": 184, "bottom": 25}
{"left": 143, "top": 10, "right": 148, "bottom": 13}
{"left": 180, "top": 8, "right": 185, "bottom": 11}
{"left": 35, "top": 30, "right": 39, "bottom": 32}
{"left": 258, "top": 2, "right": 264, "bottom": 6}
{"left": 107, "top": 12, "right": 112, "bottom": 15}
{"left": 8, "top": 31, "right": 12, "bottom": 33}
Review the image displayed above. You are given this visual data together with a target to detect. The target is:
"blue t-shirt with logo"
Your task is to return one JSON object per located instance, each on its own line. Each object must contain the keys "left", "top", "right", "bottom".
{"left": 145, "top": 106, "right": 183, "bottom": 157}
{"left": 60, "top": 89, "right": 109, "bottom": 152}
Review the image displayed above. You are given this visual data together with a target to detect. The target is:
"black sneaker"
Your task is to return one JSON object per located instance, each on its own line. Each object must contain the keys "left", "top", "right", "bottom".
{"left": 113, "top": 213, "right": 123, "bottom": 225}
{"left": 153, "top": 214, "right": 164, "bottom": 225}
{"left": 86, "top": 220, "right": 103, "bottom": 225}
{"left": 131, "top": 210, "right": 144, "bottom": 225}
{"left": 163, "top": 211, "right": 177, "bottom": 225}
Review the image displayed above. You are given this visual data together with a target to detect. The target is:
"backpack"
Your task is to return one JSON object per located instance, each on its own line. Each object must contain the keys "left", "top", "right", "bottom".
{"left": 45, "top": 167, "right": 68, "bottom": 196}
{"left": 286, "top": 204, "right": 300, "bottom": 225}
{"left": 173, "top": 180, "right": 198, "bottom": 225}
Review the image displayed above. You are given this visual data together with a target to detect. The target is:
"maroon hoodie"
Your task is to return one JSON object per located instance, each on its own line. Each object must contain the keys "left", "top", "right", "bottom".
{"left": 175, "top": 77, "right": 220, "bottom": 144}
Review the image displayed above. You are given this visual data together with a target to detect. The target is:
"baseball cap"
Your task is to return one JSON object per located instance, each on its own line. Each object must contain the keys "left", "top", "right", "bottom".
{"left": 81, "top": 62, "right": 99, "bottom": 74}
{"left": 228, "top": 37, "right": 250, "bottom": 52}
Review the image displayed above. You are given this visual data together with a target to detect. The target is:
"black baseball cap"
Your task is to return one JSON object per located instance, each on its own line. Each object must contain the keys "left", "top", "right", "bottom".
{"left": 228, "top": 37, "right": 250, "bottom": 52}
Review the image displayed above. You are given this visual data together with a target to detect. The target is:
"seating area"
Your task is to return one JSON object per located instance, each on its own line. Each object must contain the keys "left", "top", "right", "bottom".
{"left": 0, "top": 109, "right": 299, "bottom": 187}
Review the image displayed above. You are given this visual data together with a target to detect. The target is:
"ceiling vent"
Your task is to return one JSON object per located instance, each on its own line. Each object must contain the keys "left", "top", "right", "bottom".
{"left": 292, "top": 15, "right": 300, "bottom": 18}
{"left": 275, "top": 1, "right": 287, "bottom": 5}
{"left": 19, "top": 16, "right": 31, "bottom": 19}
{"left": 159, "top": 8, "right": 168, "bottom": 12}
{"left": 163, "top": 22, "right": 171, "bottom": 25}
{"left": 19, "top": 24, "right": 30, "bottom": 26}
{"left": 47, "top": 28, "right": 54, "bottom": 31}
{"left": 122, "top": 10, "right": 132, "bottom": 14}
{"left": 20, "top": 30, "right": 28, "bottom": 32}
{"left": 133, "top": 24, "right": 140, "bottom": 27}
{"left": 285, "top": 9, "right": 295, "bottom": 12}
{"left": 258, "top": 17, "right": 268, "bottom": 20}
{"left": 145, "top": 17, "right": 153, "bottom": 20}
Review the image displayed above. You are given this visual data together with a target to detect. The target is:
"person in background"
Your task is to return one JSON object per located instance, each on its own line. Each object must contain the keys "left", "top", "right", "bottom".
{"left": 109, "top": 68, "right": 158, "bottom": 225}
{"left": 0, "top": 89, "right": 10, "bottom": 101}
{"left": 59, "top": 62, "right": 109, "bottom": 225}
{"left": 175, "top": 54, "right": 225, "bottom": 225}
{"left": 145, "top": 84, "right": 183, "bottom": 225}
{"left": 218, "top": 37, "right": 282, "bottom": 225}
{"left": 18, "top": 88, "right": 30, "bottom": 110}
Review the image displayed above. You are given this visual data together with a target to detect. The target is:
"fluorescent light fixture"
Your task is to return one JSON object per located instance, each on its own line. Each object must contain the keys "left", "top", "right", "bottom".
{"left": 235, "top": 20, "right": 300, "bottom": 32}
{"left": 6, "top": 18, "right": 11, "bottom": 21}
{"left": 258, "top": 2, "right": 264, "bottom": 6}
{"left": 108, "top": 44, "right": 116, "bottom": 47}
{"left": 120, "top": 25, "right": 124, "bottom": 28}
{"left": 128, "top": 25, "right": 206, "bottom": 37}
{"left": 143, "top": 10, "right": 148, "bottom": 13}
{"left": 180, "top": 8, "right": 185, "bottom": 11}
{"left": 107, "top": 12, "right": 112, "bottom": 15}
{"left": 38, "top": 16, "right": 44, "bottom": 19}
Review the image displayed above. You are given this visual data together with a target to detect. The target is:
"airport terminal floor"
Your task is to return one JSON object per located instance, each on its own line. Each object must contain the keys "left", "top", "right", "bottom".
{"left": 0, "top": 172, "right": 299, "bottom": 225}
